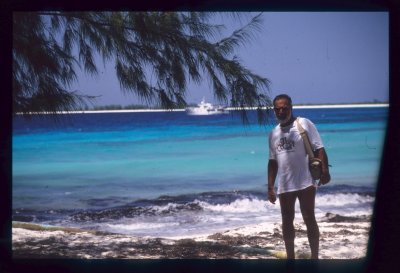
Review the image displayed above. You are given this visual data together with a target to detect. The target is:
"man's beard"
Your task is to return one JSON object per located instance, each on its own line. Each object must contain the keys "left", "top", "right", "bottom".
{"left": 276, "top": 111, "right": 292, "bottom": 125}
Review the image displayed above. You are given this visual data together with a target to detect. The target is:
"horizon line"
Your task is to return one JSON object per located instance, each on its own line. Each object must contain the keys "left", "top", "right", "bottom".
{"left": 16, "top": 103, "right": 389, "bottom": 115}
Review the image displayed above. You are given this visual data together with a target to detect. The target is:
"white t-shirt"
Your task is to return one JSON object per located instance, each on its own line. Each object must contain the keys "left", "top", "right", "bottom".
{"left": 269, "top": 117, "right": 324, "bottom": 194}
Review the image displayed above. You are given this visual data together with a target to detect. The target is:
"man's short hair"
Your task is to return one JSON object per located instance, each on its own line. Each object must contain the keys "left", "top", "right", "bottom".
{"left": 273, "top": 94, "right": 292, "bottom": 106}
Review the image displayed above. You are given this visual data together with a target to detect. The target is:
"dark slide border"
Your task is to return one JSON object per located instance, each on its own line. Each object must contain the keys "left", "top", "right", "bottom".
{"left": 1, "top": 1, "right": 399, "bottom": 272}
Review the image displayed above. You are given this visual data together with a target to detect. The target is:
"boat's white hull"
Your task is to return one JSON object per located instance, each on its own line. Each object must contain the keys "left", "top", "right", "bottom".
{"left": 185, "top": 98, "right": 228, "bottom": 115}
{"left": 185, "top": 108, "right": 228, "bottom": 115}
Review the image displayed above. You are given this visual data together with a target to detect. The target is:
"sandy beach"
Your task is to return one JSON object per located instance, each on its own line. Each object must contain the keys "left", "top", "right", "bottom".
{"left": 12, "top": 212, "right": 371, "bottom": 259}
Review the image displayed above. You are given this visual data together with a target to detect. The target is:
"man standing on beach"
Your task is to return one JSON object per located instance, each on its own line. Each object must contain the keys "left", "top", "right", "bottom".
{"left": 267, "top": 94, "right": 331, "bottom": 259}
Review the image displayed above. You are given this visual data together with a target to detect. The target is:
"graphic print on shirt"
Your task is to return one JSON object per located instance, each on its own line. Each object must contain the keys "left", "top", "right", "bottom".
{"left": 276, "top": 137, "right": 295, "bottom": 153}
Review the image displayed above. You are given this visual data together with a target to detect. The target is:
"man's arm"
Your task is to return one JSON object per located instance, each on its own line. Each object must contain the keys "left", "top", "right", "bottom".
{"left": 268, "top": 159, "right": 278, "bottom": 204}
{"left": 315, "top": 147, "right": 331, "bottom": 185}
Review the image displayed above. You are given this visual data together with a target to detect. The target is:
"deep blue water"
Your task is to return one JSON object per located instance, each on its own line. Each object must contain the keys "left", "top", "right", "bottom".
{"left": 12, "top": 107, "right": 387, "bottom": 237}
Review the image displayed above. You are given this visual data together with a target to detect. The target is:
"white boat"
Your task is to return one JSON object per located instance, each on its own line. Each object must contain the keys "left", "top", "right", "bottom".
{"left": 185, "top": 98, "right": 228, "bottom": 115}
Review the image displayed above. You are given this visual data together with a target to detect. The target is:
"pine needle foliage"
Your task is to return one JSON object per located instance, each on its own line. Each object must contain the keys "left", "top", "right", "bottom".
{"left": 13, "top": 11, "right": 272, "bottom": 124}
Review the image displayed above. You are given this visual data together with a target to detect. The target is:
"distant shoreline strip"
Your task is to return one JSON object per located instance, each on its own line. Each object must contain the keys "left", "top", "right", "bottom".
{"left": 292, "top": 103, "right": 389, "bottom": 109}
{"left": 16, "top": 103, "right": 389, "bottom": 115}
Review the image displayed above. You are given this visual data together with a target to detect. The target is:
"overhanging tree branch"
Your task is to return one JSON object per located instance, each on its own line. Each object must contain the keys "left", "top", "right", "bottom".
{"left": 13, "top": 11, "right": 272, "bottom": 124}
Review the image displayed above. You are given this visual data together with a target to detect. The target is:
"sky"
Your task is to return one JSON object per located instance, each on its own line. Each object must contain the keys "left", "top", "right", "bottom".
{"left": 71, "top": 12, "right": 389, "bottom": 107}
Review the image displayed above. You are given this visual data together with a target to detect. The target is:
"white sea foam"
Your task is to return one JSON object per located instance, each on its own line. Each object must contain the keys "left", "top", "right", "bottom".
{"left": 105, "top": 221, "right": 179, "bottom": 233}
{"left": 80, "top": 191, "right": 374, "bottom": 238}
{"left": 196, "top": 192, "right": 373, "bottom": 217}
{"left": 316, "top": 193, "right": 374, "bottom": 207}
{"left": 200, "top": 198, "right": 267, "bottom": 213}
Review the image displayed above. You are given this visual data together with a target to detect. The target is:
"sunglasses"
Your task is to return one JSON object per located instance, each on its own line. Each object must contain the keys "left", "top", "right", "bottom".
{"left": 273, "top": 107, "right": 291, "bottom": 112}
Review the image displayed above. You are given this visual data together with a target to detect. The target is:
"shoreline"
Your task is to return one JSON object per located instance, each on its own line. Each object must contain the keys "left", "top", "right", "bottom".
{"left": 12, "top": 213, "right": 371, "bottom": 259}
{"left": 15, "top": 103, "right": 389, "bottom": 115}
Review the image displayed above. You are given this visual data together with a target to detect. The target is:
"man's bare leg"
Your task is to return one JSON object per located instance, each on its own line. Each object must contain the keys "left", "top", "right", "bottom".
{"left": 298, "top": 186, "right": 319, "bottom": 259}
{"left": 279, "top": 191, "right": 297, "bottom": 259}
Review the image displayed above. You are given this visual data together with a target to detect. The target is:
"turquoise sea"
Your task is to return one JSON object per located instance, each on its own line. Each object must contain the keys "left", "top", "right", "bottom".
{"left": 12, "top": 107, "right": 387, "bottom": 238}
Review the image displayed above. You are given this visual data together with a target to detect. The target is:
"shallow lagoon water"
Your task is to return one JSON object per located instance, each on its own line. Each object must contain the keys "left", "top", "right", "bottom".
{"left": 12, "top": 107, "right": 387, "bottom": 237}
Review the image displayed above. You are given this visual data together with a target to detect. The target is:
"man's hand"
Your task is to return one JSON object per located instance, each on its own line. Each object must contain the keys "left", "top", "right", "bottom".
{"left": 315, "top": 148, "right": 331, "bottom": 186}
{"left": 268, "top": 188, "right": 277, "bottom": 204}
{"left": 318, "top": 170, "right": 331, "bottom": 186}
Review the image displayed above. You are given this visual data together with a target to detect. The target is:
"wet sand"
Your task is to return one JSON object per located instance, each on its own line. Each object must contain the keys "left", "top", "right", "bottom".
{"left": 12, "top": 213, "right": 371, "bottom": 259}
